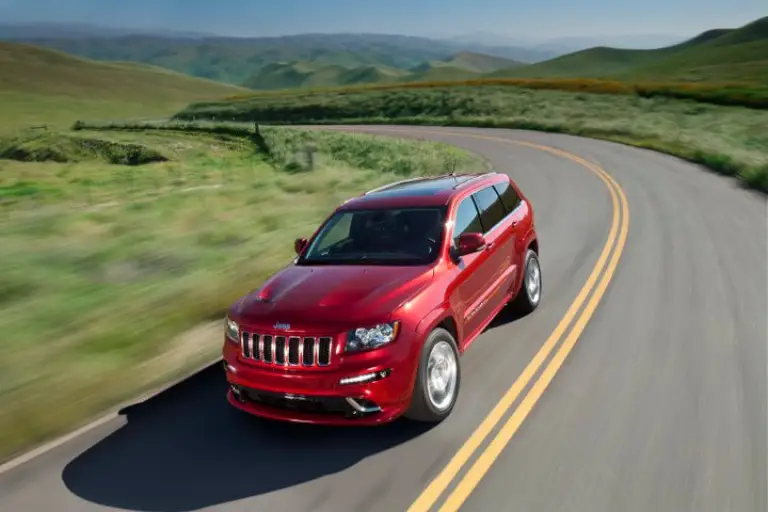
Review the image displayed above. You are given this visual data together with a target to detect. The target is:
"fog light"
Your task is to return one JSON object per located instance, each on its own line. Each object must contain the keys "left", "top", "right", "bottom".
{"left": 222, "top": 361, "right": 236, "bottom": 373}
{"left": 230, "top": 384, "right": 245, "bottom": 402}
{"left": 338, "top": 369, "right": 391, "bottom": 385}
{"left": 345, "top": 397, "right": 382, "bottom": 414}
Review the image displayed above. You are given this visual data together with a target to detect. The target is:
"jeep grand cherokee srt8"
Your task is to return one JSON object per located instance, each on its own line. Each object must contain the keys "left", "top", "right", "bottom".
{"left": 222, "top": 171, "right": 541, "bottom": 425}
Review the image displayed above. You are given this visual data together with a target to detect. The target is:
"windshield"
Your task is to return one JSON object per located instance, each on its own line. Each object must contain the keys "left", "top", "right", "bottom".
{"left": 299, "top": 206, "right": 447, "bottom": 266}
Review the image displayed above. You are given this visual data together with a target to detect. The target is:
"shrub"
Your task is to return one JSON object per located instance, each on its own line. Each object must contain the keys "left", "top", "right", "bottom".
{"left": 221, "top": 78, "right": 768, "bottom": 110}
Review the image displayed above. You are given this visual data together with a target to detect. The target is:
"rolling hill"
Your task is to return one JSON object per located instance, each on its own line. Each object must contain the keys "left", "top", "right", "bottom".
{"left": 441, "top": 51, "right": 523, "bottom": 73}
{"left": 406, "top": 64, "right": 479, "bottom": 82}
{"left": 241, "top": 60, "right": 408, "bottom": 90}
{"left": 0, "top": 31, "right": 556, "bottom": 87}
{"left": 405, "top": 51, "right": 523, "bottom": 82}
{"left": 0, "top": 42, "right": 247, "bottom": 131}
{"left": 242, "top": 51, "right": 521, "bottom": 90}
{"left": 490, "top": 16, "right": 768, "bottom": 83}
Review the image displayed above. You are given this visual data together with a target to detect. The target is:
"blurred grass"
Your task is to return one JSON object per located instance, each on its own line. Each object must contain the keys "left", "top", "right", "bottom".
{"left": 0, "top": 124, "right": 485, "bottom": 462}
{"left": 0, "top": 131, "right": 169, "bottom": 165}
{"left": 175, "top": 85, "right": 768, "bottom": 192}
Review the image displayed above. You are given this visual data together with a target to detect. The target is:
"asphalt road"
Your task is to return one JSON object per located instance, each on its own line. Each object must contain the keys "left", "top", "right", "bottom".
{"left": 1, "top": 126, "right": 765, "bottom": 512}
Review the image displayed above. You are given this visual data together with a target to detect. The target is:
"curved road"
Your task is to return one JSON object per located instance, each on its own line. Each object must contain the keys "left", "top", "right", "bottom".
{"left": 1, "top": 126, "right": 765, "bottom": 512}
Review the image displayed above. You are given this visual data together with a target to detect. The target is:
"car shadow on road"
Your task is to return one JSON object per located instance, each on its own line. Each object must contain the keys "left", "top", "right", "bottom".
{"left": 61, "top": 362, "right": 432, "bottom": 512}
{"left": 485, "top": 304, "right": 525, "bottom": 331}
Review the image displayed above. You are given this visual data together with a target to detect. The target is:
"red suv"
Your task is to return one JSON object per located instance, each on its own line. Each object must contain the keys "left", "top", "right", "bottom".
{"left": 222, "top": 171, "right": 541, "bottom": 425}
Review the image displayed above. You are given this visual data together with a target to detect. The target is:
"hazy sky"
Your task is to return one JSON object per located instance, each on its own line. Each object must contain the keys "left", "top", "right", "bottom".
{"left": 0, "top": 0, "right": 765, "bottom": 40}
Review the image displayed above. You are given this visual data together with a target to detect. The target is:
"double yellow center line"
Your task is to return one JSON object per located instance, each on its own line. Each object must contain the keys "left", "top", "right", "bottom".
{"left": 324, "top": 125, "right": 630, "bottom": 511}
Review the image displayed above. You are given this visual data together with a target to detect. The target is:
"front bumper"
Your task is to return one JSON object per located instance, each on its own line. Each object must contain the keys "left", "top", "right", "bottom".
{"left": 221, "top": 340, "right": 416, "bottom": 425}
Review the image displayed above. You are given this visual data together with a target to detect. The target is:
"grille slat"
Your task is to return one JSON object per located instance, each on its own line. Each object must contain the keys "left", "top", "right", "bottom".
{"left": 318, "top": 337, "right": 332, "bottom": 366}
{"left": 302, "top": 337, "right": 315, "bottom": 365}
{"left": 240, "top": 331, "right": 333, "bottom": 368}
{"left": 241, "top": 332, "right": 250, "bottom": 359}
{"left": 275, "top": 336, "right": 286, "bottom": 365}
{"left": 263, "top": 335, "right": 273, "bottom": 362}
{"left": 288, "top": 337, "right": 301, "bottom": 365}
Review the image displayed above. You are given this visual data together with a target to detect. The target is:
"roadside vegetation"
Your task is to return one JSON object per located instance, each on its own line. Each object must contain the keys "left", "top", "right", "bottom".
{"left": 176, "top": 85, "right": 768, "bottom": 192}
{"left": 221, "top": 78, "right": 768, "bottom": 110}
{"left": 0, "top": 123, "right": 484, "bottom": 461}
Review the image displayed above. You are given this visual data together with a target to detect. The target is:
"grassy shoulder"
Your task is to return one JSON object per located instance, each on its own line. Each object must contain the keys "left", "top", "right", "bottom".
{"left": 0, "top": 124, "right": 485, "bottom": 462}
{"left": 176, "top": 85, "right": 768, "bottom": 192}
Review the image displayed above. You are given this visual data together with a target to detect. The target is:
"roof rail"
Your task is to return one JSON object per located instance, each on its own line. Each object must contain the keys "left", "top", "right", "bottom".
{"left": 362, "top": 171, "right": 498, "bottom": 196}
{"left": 451, "top": 171, "right": 498, "bottom": 189}
{"left": 363, "top": 176, "right": 429, "bottom": 195}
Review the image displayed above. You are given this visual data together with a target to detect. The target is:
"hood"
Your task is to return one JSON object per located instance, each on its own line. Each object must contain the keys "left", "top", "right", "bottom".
{"left": 235, "top": 263, "right": 434, "bottom": 327}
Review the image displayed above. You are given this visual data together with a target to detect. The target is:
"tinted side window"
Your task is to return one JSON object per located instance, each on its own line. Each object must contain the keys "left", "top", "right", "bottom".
{"left": 493, "top": 181, "right": 521, "bottom": 213}
{"left": 452, "top": 197, "right": 483, "bottom": 243}
{"left": 473, "top": 186, "right": 506, "bottom": 232}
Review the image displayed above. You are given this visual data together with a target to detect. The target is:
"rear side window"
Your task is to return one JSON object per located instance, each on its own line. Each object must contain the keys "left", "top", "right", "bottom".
{"left": 472, "top": 186, "right": 506, "bottom": 232}
{"left": 493, "top": 180, "right": 521, "bottom": 213}
{"left": 452, "top": 197, "right": 483, "bottom": 242}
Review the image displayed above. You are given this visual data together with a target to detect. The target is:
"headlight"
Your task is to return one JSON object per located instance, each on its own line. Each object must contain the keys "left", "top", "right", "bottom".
{"left": 345, "top": 322, "right": 400, "bottom": 352}
{"left": 225, "top": 316, "right": 239, "bottom": 343}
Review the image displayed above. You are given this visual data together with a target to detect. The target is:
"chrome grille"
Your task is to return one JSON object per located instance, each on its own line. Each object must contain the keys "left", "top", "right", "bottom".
{"left": 240, "top": 331, "right": 332, "bottom": 366}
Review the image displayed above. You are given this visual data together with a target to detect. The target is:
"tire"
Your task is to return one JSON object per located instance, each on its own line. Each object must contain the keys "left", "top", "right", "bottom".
{"left": 509, "top": 248, "right": 542, "bottom": 315}
{"left": 404, "top": 327, "right": 461, "bottom": 423}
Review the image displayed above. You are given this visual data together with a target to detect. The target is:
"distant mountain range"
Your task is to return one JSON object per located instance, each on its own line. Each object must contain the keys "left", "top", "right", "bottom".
{"left": 240, "top": 51, "right": 524, "bottom": 90}
{"left": 0, "top": 22, "right": 216, "bottom": 40}
{"left": 0, "top": 18, "right": 765, "bottom": 90}
{"left": 0, "top": 23, "right": 558, "bottom": 84}
{"left": 442, "top": 32, "right": 687, "bottom": 53}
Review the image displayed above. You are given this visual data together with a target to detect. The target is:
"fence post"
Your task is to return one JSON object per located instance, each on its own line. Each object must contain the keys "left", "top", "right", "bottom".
{"left": 304, "top": 144, "right": 316, "bottom": 171}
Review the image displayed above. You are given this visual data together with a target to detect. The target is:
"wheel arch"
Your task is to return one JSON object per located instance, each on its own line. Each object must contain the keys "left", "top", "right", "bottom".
{"left": 416, "top": 306, "right": 461, "bottom": 349}
{"left": 528, "top": 236, "right": 539, "bottom": 255}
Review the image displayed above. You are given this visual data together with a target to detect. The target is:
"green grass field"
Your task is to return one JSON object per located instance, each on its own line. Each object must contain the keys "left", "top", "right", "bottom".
{"left": 0, "top": 42, "right": 248, "bottom": 134}
{"left": 0, "top": 123, "right": 484, "bottom": 461}
{"left": 175, "top": 85, "right": 768, "bottom": 192}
